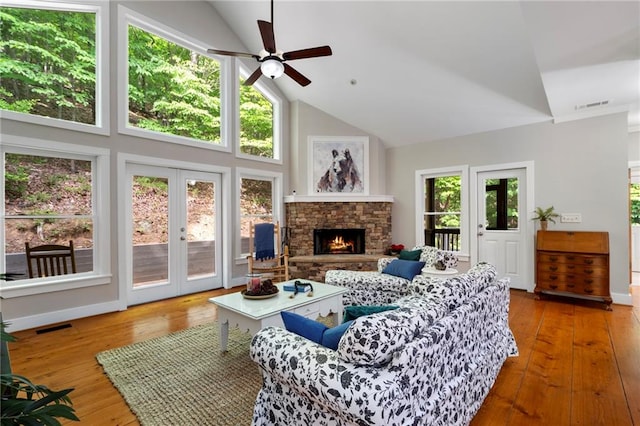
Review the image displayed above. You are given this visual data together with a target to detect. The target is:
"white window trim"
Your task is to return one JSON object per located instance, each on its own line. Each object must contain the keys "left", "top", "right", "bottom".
{"left": 0, "top": 136, "right": 111, "bottom": 298}
{"left": 415, "top": 165, "right": 469, "bottom": 257}
{"left": 117, "top": 6, "right": 231, "bottom": 152}
{"left": 234, "top": 62, "right": 284, "bottom": 164}
{"left": 0, "top": 0, "right": 109, "bottom": 136}
{"left": 236, "top": 168, "right": 283, "bottom": 262}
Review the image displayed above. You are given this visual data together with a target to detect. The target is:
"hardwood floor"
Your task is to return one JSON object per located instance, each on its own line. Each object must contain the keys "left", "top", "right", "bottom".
{"left": 7, "top": 287, "right": 640, "bottom": 425}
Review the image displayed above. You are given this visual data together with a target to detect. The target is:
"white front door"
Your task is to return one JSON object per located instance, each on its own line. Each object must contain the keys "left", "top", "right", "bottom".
{"left": 125, "top": 164, "right": 222, "bottom": 305}
{"left": 476, "top": 168, "right": 528, "bottom": 290}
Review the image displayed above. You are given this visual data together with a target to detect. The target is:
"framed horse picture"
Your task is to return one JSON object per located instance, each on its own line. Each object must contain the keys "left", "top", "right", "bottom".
{"left": 308, "top": 136, "right": 369, "bottom": 195}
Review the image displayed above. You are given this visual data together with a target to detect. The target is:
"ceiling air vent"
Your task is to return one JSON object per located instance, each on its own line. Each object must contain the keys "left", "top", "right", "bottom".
{"left": 575, "top": 100, "right": 610, "bottom": 110}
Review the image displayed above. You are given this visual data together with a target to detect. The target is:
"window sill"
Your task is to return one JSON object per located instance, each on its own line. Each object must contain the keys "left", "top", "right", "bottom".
{"left": 0, "top": 273, "right": 112, "bottom": 298}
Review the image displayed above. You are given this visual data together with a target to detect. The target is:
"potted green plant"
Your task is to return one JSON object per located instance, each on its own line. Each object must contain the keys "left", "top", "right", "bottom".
{"left": 1, "top": 320, "right": 78, "bottom": 425}
{"left": 1, "top": 273, "right": 78, "bottom": 425}
{"left": 533, "top": 206, "right": 560, "bottom": 231}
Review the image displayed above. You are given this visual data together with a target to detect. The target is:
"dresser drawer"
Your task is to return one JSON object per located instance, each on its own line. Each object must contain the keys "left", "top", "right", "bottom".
{"left": 538, "top": 253, "right": 569, "bottom": 264}
{"left": 539, "top": 263, "right": 607, "bottom": 278}
{"left": 537, "top": 274, "right": 609, "bottom": 296}
{"left": 539, "top": 253, "right": 607, "bottom": 267}
{"left": 580, "top": 282, "right": 610, "bottom": 297}
{"left": 538, "top": 262, "right": 573, "bottom": 274}
{"left": 567, "top": 255, "right": 607, "bottom": 267}
{"left": 536, "top": 278, "right": 570, "bottom": 292}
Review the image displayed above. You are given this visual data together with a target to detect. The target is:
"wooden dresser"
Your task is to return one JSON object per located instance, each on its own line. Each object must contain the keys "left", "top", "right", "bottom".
{"left": 535, "top": 230, "right": 612, "bottom": 310}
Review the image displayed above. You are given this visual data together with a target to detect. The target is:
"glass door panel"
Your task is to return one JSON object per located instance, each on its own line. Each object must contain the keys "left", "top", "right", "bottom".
{"left": 186, "top": 177, "right": 216, "bottom": 279}
{"left": 132, "top": 175, "right": 170, "bottom": 288}
{"left": 484, "top": 178, "right": 519, "bottom": 230}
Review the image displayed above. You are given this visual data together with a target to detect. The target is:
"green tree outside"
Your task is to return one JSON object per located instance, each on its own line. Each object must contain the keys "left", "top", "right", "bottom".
{"left": 0, "top": 7, "right": 96, "bottom": 123}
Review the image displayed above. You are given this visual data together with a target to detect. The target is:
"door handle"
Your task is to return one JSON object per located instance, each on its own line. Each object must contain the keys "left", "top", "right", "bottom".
{"left": 180, "top": 236, "right": 186, "bottom": 241}
{"left": 478, "top": 232, "right": 483, "bottom": 236}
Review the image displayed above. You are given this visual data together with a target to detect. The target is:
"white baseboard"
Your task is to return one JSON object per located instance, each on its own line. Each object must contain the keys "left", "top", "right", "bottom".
{"left": 3, "top": 300, "right": 123, "bottom": 332}
{"left": 612, "top": 291, "right": 632, "bottom": 306}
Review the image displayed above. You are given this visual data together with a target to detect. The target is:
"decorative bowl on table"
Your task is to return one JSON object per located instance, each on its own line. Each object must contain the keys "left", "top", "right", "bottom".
{"left": 242, "top": 279, "right": 279, "bottom": 299}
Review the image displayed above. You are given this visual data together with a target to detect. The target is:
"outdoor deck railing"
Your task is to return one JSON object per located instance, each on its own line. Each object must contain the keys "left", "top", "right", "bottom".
{"left": 424, "top": 228, "right": 460, "bottom": 251}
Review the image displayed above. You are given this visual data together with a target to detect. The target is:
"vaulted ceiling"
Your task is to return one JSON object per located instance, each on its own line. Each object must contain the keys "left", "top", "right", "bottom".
{"left": 208, "top": 1, "right": 640, "bottom": 148}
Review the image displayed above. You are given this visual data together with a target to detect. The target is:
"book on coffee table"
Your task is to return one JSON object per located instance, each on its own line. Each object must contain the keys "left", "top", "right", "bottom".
{"left": 283, "top": 282, "right": 311, "bottom": 292}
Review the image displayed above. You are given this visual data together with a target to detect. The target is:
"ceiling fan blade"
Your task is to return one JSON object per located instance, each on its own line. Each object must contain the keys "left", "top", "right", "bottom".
{"left": 207, "top": 48, "right": 258, "bottom": 60}
{"left": 243, "top": 67, "right": 263, "bottom": 86}
{"left": 283, "top": 63, "right": 311, "bottom": 87}
{"left": 258, "top": 20, "right": 276, "bottom": 53}
{"left": 282, "top": 45, "right": 332, "bottom": 61}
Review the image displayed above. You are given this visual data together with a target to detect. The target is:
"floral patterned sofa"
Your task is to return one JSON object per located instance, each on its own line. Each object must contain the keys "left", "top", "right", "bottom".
{"left": 249, "top": 263, "right": 518, "bottom": 426}
{"left": 324, "top": 245, "right": 459, "bottom": 306}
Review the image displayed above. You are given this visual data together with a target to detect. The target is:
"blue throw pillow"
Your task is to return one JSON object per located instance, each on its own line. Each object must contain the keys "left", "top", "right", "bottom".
{"left": 382, "top": 259, "right": 426, "bottom": 280}
{"left": 281, "top": 312, "right": 353, "bottom": 349}
{"left": 320, "top": 320, "right": 354, "bottom": 350}
{"left": 343, "top": 305, "right": 399, "bottom": 322}
{"left": 281, "top": 311, "right": 327, "bottom": 344}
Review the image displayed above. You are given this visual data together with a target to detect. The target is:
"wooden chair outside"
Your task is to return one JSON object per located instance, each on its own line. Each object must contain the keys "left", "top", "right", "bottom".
{"left": 247, "top": 222, "right": 289, "bottom": 283}
{"left": 25, "top": 241, "right": 77, "bottom": 278}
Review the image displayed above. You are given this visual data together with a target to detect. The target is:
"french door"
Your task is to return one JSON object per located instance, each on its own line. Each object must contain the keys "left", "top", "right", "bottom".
{"left": 476, "top": 168, "right": 528, "bottom": 290}
{"left": 124, "top": 164, "right": 222, "bottom": 305}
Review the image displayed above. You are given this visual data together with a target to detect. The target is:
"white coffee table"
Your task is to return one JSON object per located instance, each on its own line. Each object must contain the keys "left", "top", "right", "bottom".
{"left": 208, "top": 280, "right": 348, "bottom": 351}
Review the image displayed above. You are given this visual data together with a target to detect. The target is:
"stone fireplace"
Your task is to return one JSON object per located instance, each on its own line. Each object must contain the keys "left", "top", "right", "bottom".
{"left": 284, "top": 196, "right": 393, "bottom": 281}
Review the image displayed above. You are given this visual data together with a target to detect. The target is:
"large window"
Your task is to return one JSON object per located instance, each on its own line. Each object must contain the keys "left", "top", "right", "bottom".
{"left": 0, "top": 0, "right": 108, "bottom": 134}
{"left": 238, "top": 74, "right": 280, "bottom": 161}
{"left": 1, "top": 138, "right": 110, "bottom": 296}
{"left": 237, "top": 169, "right": 282, "bottom": 259}
{"left": 416, "top": 166, "right": 468, "bottom": 253}
{"left": 119, "top": 7, "right": 227, "bottom": 149}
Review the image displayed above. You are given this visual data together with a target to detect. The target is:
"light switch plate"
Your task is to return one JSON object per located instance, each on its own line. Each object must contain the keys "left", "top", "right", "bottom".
{"left": 560, "top": 213, "right": 582, "bottom": 223}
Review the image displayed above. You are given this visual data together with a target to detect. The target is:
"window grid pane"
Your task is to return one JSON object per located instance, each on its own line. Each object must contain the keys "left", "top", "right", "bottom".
{"left": 424, "top": 176, "right": 461, "bottom": 225}
{"left": 240, "top": 178, "right": 274, "bottom": 252}
{"left": 4, "top": 153, "right": 95, "bottom": 279}
{"left": 423, "top": 174, "right": 462, "bottom": 251}
{"left": 127, "top": 25, "right": 222, "bottom": 144}
{"left": 0, "top": 6, "right": 97, "bottom": 124}
{"left": 239, "top": 80, "right": 274, "bottom": 158}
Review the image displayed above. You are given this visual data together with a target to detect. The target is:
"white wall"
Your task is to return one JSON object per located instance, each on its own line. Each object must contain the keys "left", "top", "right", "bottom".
{"left": 0, "top": 1, "right": 290, "bottom": 329}
{"left": 627, "top": 131, "right": 640, "bottom": 161}
{"left": 386, "top": 113, "right": 631, "bottom": 302}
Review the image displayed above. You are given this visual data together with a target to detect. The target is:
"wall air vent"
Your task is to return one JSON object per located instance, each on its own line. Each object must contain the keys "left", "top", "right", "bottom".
{"left": 575, "top": 100, "right": 610, "bottom": 110}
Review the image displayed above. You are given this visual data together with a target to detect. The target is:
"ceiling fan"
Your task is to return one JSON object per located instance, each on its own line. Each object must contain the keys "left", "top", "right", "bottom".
{"left": 207, "top": 0, "right": 332, "bottom": 87}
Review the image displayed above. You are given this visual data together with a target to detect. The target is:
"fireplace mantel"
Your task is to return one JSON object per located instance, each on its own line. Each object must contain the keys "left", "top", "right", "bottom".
{"left": 284, "top": 195, "right": 394, "bottom": 203}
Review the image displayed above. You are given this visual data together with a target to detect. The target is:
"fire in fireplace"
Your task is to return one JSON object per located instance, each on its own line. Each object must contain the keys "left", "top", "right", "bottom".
{"left": 314, "top": 228, "right": 365, "bottom": 255}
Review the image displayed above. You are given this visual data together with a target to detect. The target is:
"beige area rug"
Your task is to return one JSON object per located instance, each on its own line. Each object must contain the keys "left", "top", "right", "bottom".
{"left": 96, "top": 323, "right": 260, "bottom": 426}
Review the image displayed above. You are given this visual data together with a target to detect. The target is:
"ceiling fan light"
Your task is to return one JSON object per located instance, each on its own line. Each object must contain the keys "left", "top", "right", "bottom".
{"left": 261, "top": 58, "right": 284, "bottom": 79}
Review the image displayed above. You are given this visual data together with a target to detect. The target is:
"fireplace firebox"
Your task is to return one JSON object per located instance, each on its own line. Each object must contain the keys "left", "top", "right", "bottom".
{"left": 314, "top": 228, "right": 365, "bottom": 255}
